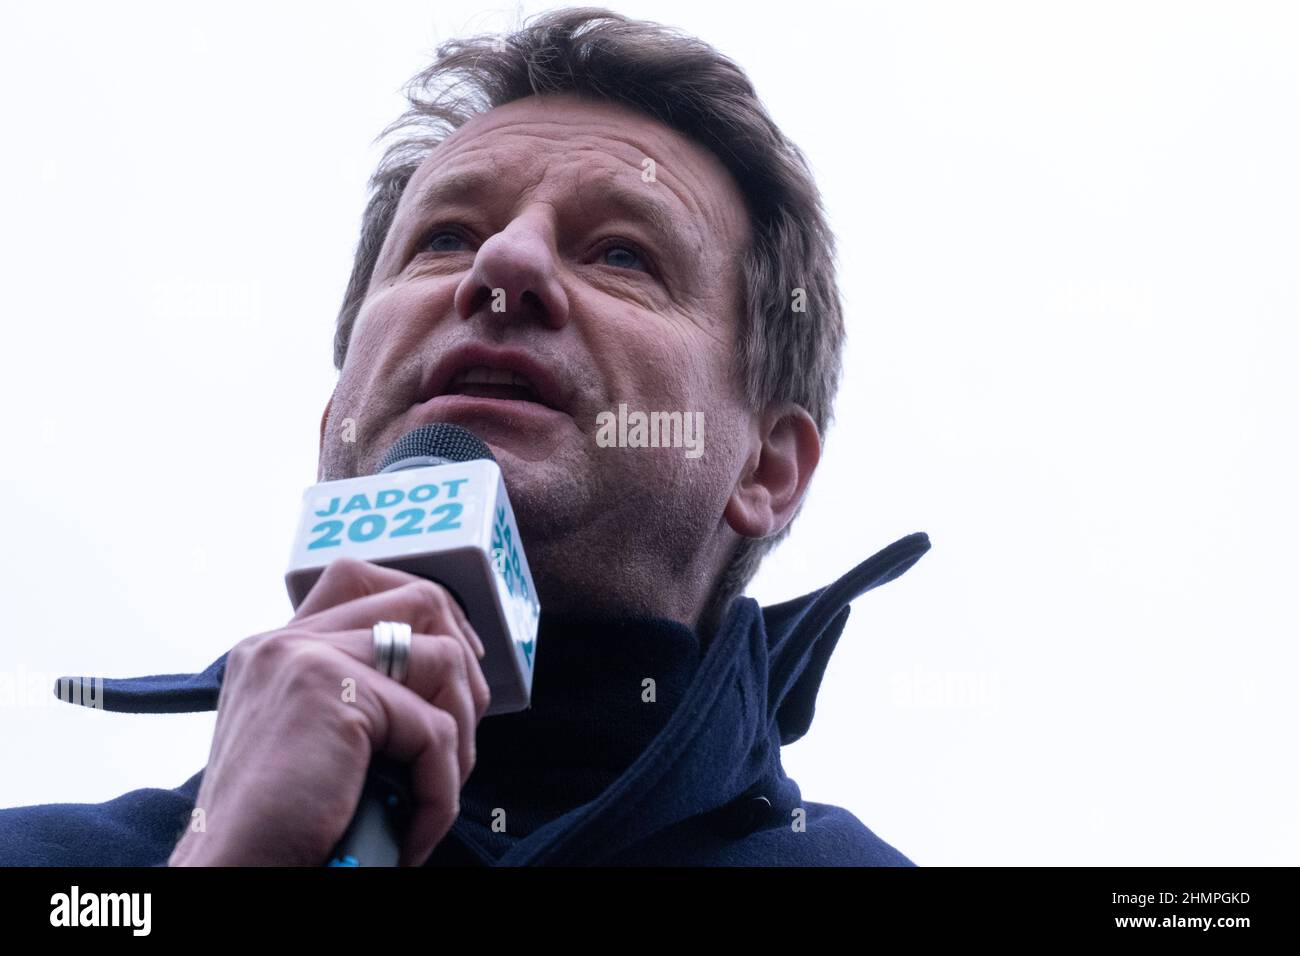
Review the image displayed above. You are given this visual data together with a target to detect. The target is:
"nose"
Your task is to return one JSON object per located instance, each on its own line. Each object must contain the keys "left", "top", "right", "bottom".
{"left": 452, "top": 213, "right": 570, "bottom": 330}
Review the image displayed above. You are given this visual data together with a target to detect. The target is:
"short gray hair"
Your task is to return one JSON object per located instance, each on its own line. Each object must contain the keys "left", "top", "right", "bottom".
{"left": 334, "top": 7, "right": 845, "bottom": 626}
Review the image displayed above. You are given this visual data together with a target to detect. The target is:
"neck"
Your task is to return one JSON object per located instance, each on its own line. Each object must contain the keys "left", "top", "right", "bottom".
{"left": 520, "top": 518, "right": 738, "bottom": 639}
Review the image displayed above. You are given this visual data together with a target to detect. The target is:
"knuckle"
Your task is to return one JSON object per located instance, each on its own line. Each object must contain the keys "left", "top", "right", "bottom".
{"left": 402, "top": 579, "right": 451, "bottom": 626}
{"left": 321, "top": 556, "right": 370, "bottom": 585}
{"left": 277, "top": 642, "right": 342, "bottom": 698}
{"left": 440, "top": 638, "right": 470, "bottom": 680}
{"left": 306, "top": 557, "right": 374, "bottom": 603}
{"left": 221, "top": 633, "right": 344, "bottom": 720}
{"left": 335, "top": 701, "right": 375, "bottom": 743}
{"left": 230, "top": 629, "right": 295, "bottom": 674}
{"left": 427, "top": 708, "right": 459, "bottom": 750}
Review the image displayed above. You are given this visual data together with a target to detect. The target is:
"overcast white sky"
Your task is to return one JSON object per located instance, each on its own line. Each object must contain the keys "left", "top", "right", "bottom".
{"left": 1, "top": 1, "right": 1296, "bottom": 865}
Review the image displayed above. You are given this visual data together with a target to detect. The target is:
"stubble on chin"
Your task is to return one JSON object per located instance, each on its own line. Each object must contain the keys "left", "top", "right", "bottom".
{"left": 318, "top": 379, "right": 413, "bottom": 481}
{"left": 318, "top": 401, "right": 379, "bottom": 482}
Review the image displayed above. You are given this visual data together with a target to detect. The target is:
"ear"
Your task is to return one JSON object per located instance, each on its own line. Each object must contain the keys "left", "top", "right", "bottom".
{"left": 723, "top": 404, "right": 821, "bottom": 540}
{"left": 316, "top": 394, "right": 333, "bottom": 482}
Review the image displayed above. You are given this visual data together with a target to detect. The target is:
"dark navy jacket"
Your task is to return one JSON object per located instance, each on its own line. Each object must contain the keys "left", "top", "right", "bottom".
{"left": 0, "top": 532, "right": 929, "bottom": 866}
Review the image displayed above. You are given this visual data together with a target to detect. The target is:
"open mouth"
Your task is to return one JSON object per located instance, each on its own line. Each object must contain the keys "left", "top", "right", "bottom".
{"left": 419, "top": 345, "right": 569, "bottom": 417}
{"left": 442, "top": 366, "right": 545, "bottom": 405}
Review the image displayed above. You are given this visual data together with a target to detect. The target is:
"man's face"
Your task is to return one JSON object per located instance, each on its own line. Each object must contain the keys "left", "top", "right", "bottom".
{"left": 319, "top": 93, "right": 756, "bottom": 616}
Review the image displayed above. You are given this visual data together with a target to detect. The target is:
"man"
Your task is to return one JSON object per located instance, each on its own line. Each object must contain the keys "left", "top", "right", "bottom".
{"left": 0, "top": 8, "right": 928, "bottom": 866}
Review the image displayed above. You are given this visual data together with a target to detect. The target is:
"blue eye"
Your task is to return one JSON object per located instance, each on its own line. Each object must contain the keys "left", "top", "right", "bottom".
{"left": 601, "top": 243, "right": 648, "bottom": 272}
{"left": 422, "top": 229, "right": 650, "bottom": 273}
{"left": 425, "top": 230, "right": 471, "bottom": 253}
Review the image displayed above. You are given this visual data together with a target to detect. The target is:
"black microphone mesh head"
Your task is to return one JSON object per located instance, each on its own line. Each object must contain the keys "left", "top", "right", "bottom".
{"left": 376, "top": 423, "right": 496, "bottom": 473}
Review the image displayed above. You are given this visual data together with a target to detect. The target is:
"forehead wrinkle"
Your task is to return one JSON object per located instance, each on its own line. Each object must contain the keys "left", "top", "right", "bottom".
{"left": 436, "top": 112, "right": 720, "bottom": 225}
{"left": 566, "top": 129, "right": 712, "bottom": 223}
{"left": 406, "top": 165, "right": 500, "bottom": 218}
{"left": 404, "top": 126, "right": 576, "bottom": 214}
{"left": 409, "top": 143, "right": 709, "bottom": 261}
{"left": 565, "top": 130, "right": 750, "bottom": 271}
{"left": 571, "top": 165, "right": 704, "bottom": 262}
{"left": 402, "top": 106, "right": 744, "bottom": 269}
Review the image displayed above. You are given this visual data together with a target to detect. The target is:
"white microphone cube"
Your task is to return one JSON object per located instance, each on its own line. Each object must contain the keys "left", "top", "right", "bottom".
{"left": 286, "top": 459, "right": 539, "bottom": 714}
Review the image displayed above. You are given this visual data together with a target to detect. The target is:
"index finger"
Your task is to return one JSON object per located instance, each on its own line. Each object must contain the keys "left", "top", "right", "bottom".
{"left": 292, "top": 557, "right": 424, "bottom": 620}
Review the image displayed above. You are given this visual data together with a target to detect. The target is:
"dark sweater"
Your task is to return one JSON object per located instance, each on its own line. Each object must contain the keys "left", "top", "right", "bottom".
{"left": 446, "top": 612, "right": 702, "bottom": 862}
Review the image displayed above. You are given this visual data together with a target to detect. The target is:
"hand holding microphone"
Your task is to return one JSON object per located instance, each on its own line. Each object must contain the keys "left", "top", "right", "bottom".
{"left": 170, "top": 424, "right": 538, "bottom": 866}
{"left": 168, "top": 559, "right": 490, "bottom": 867}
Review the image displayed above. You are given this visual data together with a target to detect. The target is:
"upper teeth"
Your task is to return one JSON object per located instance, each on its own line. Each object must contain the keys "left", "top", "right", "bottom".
{"left": 450, "top": 366, "right": 535, "bottom": 391}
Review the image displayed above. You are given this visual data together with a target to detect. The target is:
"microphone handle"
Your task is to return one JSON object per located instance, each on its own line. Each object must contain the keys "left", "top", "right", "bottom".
{"left": 327, "top": 755, "right": 414, "bottom": 867}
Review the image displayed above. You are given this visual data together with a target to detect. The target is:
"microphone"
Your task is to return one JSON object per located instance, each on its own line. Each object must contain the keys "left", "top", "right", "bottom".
{"left": 284, "top": 423, "right": 541, "bottom": 866}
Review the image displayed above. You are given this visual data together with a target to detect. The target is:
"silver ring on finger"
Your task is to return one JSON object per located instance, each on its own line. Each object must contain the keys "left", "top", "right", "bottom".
{"left": 371, "top": 621, "right": 412, "bottom": 686}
